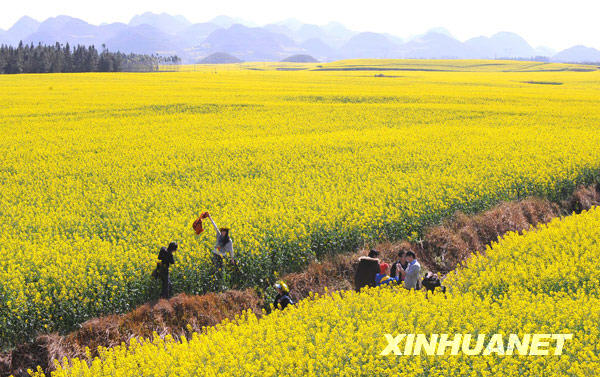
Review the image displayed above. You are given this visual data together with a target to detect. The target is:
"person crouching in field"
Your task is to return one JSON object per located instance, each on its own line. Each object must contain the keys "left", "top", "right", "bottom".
{"left": 421, "top": 272, "right": 446, "bottom": 297}
{"left": 154, "top": 242, "right": 178, "bottom": 299}
{"left": 354, "top": 249, "right": 381, "bottom": 291}
{"left": 403, "top": 251, "right": 421, "bottom": 290}
{"left": 273, "top": 280, "right": 294, "bottom": 310}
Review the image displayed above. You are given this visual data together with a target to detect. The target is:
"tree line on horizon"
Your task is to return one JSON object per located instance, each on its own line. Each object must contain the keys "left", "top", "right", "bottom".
{"left": 0, "top": 41, "right": 180, "bottom": 74}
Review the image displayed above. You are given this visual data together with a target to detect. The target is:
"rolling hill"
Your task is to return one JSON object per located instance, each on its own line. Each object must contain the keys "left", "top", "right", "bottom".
{"left": 465, "top": 32, "right": 535, "bottom": 59}
{"left": 198, "top": 52, "right": 242, "bottom": 64}
{"left": 196, "top": 24, "right": 303, "bottom": 61}
{"left": 339, "top": 32, "right": 400, "bottom": 59}
{"left": 553, "top": 45, "right": 600, "bottom": 63}
{"left": 129, "top": 12, "right": 191, "bottom": 34}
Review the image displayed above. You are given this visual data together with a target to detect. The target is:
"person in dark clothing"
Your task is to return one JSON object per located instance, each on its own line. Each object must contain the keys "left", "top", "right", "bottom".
{"left": 422, "top": 272, "right": 446, "bottom": 297}
{"left": 273, "top": 280, "right": 293, "bottom": 310}
{"left": 157, "top": 242, "right": 177, "bottom": 299}
{"left": 390, "top": 250, "right": 409, "bottom": 282}
{"left": 354, "top": 249, "right": 381, "bottom": 291}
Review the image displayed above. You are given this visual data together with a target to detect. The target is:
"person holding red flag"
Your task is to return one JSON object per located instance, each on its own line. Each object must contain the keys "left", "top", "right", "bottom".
{"left": 194, "top": 212, "right": 236, "bottom": 285}
{"left": 206, "top": 212, "right": 234, "bottom": 263}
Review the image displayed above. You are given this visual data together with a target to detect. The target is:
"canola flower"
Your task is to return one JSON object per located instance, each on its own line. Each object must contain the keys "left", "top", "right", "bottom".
{"left": 446, "top": 208, "right": 600, "bottom": 298}
{"left": 34, "top": 207, "right": 600, "bottom": 376}
{"left": 1, "top": 62, "right": 600, "bottom": 345}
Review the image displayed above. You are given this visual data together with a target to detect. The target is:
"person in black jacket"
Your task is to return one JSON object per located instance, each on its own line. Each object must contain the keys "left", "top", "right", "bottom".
{"left": 354, "top": 249, "right": 381, "bottom": 291}
{"left": 273, "top": 281, "right": 294, "bottom": 310}
{"left": 390, "top": 250, "right": 409, "bottom": 282}
{"left": 157, "top": 242, "right": 177, "bottom": 299}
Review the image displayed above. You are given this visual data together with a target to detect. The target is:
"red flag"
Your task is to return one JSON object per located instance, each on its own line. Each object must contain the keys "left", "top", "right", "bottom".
{"left": 193, "top": 212, "right": 210, "bottom": 234}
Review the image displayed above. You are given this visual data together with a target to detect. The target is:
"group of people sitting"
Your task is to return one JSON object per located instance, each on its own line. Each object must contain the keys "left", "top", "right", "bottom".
{"left": 355, "top": 249, "right": 423, "bottom": 291}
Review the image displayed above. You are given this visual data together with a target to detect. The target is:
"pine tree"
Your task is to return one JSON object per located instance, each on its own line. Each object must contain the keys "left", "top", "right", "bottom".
{"left": 0, "top": 41, "right": 178, "bottom": 74}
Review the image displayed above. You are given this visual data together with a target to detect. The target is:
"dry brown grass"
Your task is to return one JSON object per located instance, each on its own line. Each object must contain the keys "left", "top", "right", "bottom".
{"left": 1, "top": 290, "right": 263, "bottom": 377}
{"left": 418, "top": 198, "right": 560, "bottom": 273}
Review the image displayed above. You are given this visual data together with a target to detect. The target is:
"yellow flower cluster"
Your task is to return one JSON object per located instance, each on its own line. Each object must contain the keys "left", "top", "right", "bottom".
{"left": 1, "top": 63, "right": 600, "bottom": 345}
{"left": 37, "top": 207, "right": 600, "bottom": 376}
{"left": 447, "top": 208, "right": 600, "bottom": 298}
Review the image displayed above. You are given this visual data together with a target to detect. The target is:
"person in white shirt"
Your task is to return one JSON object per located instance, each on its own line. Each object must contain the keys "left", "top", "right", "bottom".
{"left": 403, "top": 251, "right": 421, "bottom": 290}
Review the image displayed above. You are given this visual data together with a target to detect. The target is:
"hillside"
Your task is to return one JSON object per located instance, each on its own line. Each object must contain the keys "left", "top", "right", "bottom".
{"left": 196, "top": 24, "right": 302, "bottom": 61}
{"left": 339, "top": 32, "right": 400, "bottom": 59}
{"left": 129, "top": 12, "right": 191, "bottom": 34}
{"left": 300, "top": 38, "right": 335, "bottom": 61}
{"left": 553, "top": 45, "right": 600, "bottom": 63}
{"left": 104, "top": 24, "right": 183, "bottom": 55}
{"left": 198, "top": 52, "right": 242, "bottom": 64}
{"left": 281, "top": 54, "right": 318, "bottom": 63}
{"left": 1, "top": 16, "right": 40, "bottom": 44}
{"left": 465, "top": 32, "right": 535, "bottom": 59}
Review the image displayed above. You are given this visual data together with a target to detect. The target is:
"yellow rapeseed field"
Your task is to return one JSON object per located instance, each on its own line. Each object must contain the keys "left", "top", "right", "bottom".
{"left": 166, "top": 59, "right": 599, "bottom": 72}
{"left": 1, "top": 61, "right": 600, "bottom": 346}
{"left": 36, "top": 207, "right": 600, "bottom": 377}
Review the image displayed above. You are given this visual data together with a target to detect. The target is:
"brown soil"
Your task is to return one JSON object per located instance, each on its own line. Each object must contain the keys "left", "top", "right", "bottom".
{"left": 2, "top": 183, "right": 599, "bottom": 377}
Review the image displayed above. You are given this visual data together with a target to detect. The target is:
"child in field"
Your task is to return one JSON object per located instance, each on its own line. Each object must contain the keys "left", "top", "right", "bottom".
{"left": 375, "top": 263, "right": 398, "bottom": 287}
{"left": 202, "top": 212, "right": 236, "bottom": 285}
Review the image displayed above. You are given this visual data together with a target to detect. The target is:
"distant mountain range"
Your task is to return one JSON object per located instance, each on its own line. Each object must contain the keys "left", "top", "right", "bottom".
{"left": 1, "top": 13, "right": 599, "bottom": 64}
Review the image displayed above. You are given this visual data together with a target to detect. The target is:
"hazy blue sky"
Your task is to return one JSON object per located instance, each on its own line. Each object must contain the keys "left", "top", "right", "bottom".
{"left": 2, "top": 0, "right": 599, "bottom": 50}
